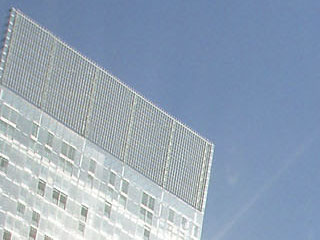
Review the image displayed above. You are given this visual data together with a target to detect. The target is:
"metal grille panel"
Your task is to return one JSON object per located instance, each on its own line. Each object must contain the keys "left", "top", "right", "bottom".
{"left": 197, "top": 143, "right": 213, "bottom": 210}
{"left": 165, "top": 124, "right": 208, "bottom": 209}
{"left": 44, "top": 43, "right": 95, "bottom": 135}
{"left": 2, "top": 14, "right": 53, "bottom": 107}
{"left": 126, "top": 96, "right": 173, "bottom": 185}
{"left": 87, "top": 69, "right": 135, "bottom": 160}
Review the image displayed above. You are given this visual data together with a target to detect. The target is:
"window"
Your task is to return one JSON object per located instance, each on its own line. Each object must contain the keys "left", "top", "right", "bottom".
{"left": 181, "top": 217, "right": 188, "bottom": 230}
{"left": 87, "top": 174, "right": 93, "bottom": 188}
{"left": 17, "top": 202, "right": 25, "bottom": 215}
{"left": 1, "top": 105, "right": 9, "bottom": 121}
{"left": 141, "top": 192, "right": 155, "bottom": 211}
{"left": 58, "top": 157, "right": 73, "bottom": 176}
{"left": 109, "top": 171, "right": 116, "bottom": 186}
{"left": 32, "top": 210, "right": 40, "bottom": 227}
{"left": 140, "top": 192, "right": 154, "bottom": 225}
{"left": 66, "top": 160, "right": 73, "bottom": 174}
{"left": 29, "top": 226, "right": 37, "bottom": 240}
{"left": 61, "top": 142, "right": 68, "bottom": 156}
{"left": 193, "top": 225, "right": 199, "bottom": 237}
{"left": 46, "top": 132, "right": 54, "bottom": 148}
{"left": 148, "top": 197, "right": 155, "bottom": 211}
{"left": 0, "top": 105, "right": 18, "bottom": 125}
{"left": 140, "top": 207, "right": 146, "bottom": 220}
{"left": 119, "top": 194, "right": 127, "bottom": 208}
{"left": 88, "top": 159, "right": 96, "bottom": 174}
{"left": 142, "top": 192, "right": 148, "bottom": 206}
{"left": 52, "top": 188, "right": 67, "bottom": 209}
{"left": 44, "top": 235, "right": 53, "bottom": 240}
{"left": 104, "top": 201, "right": 112, "bottom": 218}
{"left": 37, "top": 179, "right": 46, "bottom": 197}
{"left": 68, "top": 145, "right": 75, "bottom": 160}
{"left": 3, "top": 229, "right": 11, "bottom": 240}
{"left": 146, "top": 211, "right": 153, "bottom": 225}
{"left": 60, "top": 193, "right": 67, "bottom": 209}
{"left": 61, "top": 142, "right": 75, "bottom": 161}
{"left": 31, "top": 122, "right": 39, "bottom": 139}
{"left": 143, "top": 227, "right": 150, "bottom": 240}
{"left": 121, "top": 179, "right": 129, "bottom": 195}
{"left": 81, "top": 205, "right": 88, "bottom": 222}
{"left": 0, "top": 120, "right": 7, "bottom": 135}
{"left": 52, "top": 190, "right": 59, "bottom": 204}
{"left": 107, "top": 186, "right": 114, "bottom": 199}
{"left": 140, "top": 207, "right": 153, "bottom": 225}
{"left": 0, "top": 156, "right": 8, "bottom": 173}
{"left": 78, "top": 222, "right": 85, "bottom": 235}
{"left": 168, "top": 208, "right": 175, "bottom": 223}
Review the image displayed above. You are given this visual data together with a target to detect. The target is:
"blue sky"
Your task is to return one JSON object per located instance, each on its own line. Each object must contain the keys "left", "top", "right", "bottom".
{"left": 1, "top": 0, "right": 320, "bottom": 239}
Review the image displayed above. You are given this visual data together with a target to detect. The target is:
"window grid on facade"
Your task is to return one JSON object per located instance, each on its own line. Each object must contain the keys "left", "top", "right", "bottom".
{"left": 0, "top": 7, "right": 213, "bottom": 211}
{"left": 0, "top": 8, "right": 213, "bottom": 240}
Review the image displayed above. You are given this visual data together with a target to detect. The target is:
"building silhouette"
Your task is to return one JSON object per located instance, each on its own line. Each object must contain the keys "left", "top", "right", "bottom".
{"left": 0, "top": 8, "right": 214, "bottom": 240}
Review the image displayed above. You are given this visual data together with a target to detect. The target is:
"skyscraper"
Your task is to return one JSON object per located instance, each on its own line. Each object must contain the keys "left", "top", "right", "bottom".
{"left": 0, "top": 8, "right": 214, "bottom": 240}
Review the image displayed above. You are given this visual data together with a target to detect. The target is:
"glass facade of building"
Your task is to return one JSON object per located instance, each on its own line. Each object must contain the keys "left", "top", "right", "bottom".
{"left": 0, "top": 9, "right": 214, "bottom": 240}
